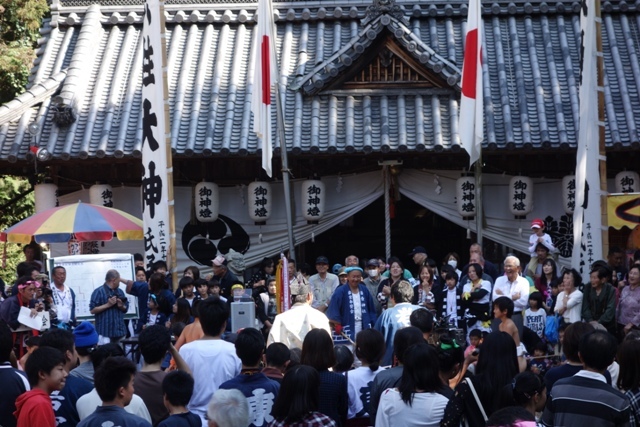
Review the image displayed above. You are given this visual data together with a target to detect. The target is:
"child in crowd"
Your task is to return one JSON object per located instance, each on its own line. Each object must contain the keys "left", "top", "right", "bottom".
{"left": 195, "top": 279, "right": 209, "bottom": 300}
{"left": 208, "top": 279, "right": 227, "bottom": 303}
{"left": 178, "top": 277, "right": 199, "bottom": 307}
{"left": 168, "top": 299, "right": 193, "bottom": 329}
{"left": 40, "top": 287, "right": 59, "bottom": 327}
{"left": 464, "top": 329, "right": 482, "bottom": 358}
{"left": 440, "top": 271, "right": 463, "bottom": 329}
{"left": 146, "top": 294, "right": 168, "bottom": 328}
{"left": 524, "top": 292, "right": 547, "bottom": 340}
{"left": 494, "top": 297, "right": 527, "bottom": 371}
{"left": 157, "top": 371, "right": 201, "bottom": 427}
{"left": 333, "top": 344, "right": 354, "bottom": 373}
{"left": 528, "top": 341, "right": 552, "bottom": 376}
{"left": 347, "top": 329, "right": 385, "bottom": 421}
{"left": 528, "top": 218, "right": 556, "bottom": 257}
{"left": 14, "top": 346, "right": 67, "bottom": 427}
{"left": 547, "top": 281, "right": 563, "bottom": 314}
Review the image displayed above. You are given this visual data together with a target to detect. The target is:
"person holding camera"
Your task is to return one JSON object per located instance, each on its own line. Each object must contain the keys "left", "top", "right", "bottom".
{"left": 90, "top": 269, "right": 129, "bottom": 345}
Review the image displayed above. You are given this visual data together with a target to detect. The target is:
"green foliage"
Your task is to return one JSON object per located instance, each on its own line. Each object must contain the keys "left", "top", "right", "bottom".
{"left": 0, "top": 0, "right": 49, "bottom": 104}
{"left": 0, "top": 176, "right": 35, "bottom": 284}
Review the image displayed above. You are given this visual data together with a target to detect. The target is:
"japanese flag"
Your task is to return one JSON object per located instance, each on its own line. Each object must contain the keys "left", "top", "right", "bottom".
{"left": 251, "top": 0, "right": 278, "bottom": 178}
{"left": 459, "top": 0, "right": 484, "bottom": 167}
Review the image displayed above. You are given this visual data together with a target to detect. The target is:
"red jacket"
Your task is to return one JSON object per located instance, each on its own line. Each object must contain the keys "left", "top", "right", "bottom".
{"left": 14, "top": 388, "right": 56, "bottom": 427}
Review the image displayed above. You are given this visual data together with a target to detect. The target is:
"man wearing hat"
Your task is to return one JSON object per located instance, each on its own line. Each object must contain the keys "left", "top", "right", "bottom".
{"left": 308, "top": 256, "right": 339, "bottom": 313}
{"left": 327, "top": 267, "right": 377, "bottom": 345}
{"left": 409, "top": 246, "right": 428, "bottom": 268}
{"left": 364, "top": 259, "right": 384, "bottom": 315}
{"left": 212, "top": 255, "right": 239, "bottom": 299}
{"left": 70, "top": 321, "right": 99, "bottom": 384}
{"left": 267, "top": 280, "right": 331, "bottom": 349}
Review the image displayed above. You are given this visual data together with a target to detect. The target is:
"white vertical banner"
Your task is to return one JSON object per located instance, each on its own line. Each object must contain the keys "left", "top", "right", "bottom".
{"left": 572, "top": 0, "right": 603, "bottom": 277}
{"left": 459, "top": 0, "right": 484, "bottom": 167}
{"left": 251, "top": 0, "right": 278, "bottom": 177}
{"left": 141, "top": 0, "right": 174, "bottom": 270}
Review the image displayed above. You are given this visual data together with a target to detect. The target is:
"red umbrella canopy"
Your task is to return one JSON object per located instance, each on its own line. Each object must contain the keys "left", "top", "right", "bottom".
{"left": 1, "top": 202, "right": 143, "bottom": 244}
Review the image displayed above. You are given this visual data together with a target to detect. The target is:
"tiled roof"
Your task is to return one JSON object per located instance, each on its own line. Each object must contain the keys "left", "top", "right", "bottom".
{"left": 1, "top": 0, "right": 640, "bottom": 163}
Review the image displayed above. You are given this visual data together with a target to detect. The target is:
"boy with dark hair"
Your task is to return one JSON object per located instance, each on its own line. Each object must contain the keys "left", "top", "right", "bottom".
{"left": 219, "top": 328, "right": 280, "bottom": 427}
{"left": 157, "top": 371, "right": 201, "bottom": 427}
{"left": 78, "top": 357, "right": 151, "bottom": 427}
{"left": 179, "top": 296, "right": 241, "bottom": 424}
{"left": 409, "top": 308, "right": 434, "bottom": 342}
{"left": 494, "top": 297, "right": 527, "bottom": 370}
{"left": 136, "top": 325, "right": 191, "bottom": 426}
{"left": 178, "top": 277, "right": 199, "bottom": 307}
{"left": 439, "top": 272, "right": 464, "bottom": 328}
{"left": 14, "top": 346, "right": 67, "bottom": 427}
{"left": 39, "top": 328, "right": 93, "bottom": 427}
{"left": 262, "top": 343, "right": 290, "bottom": 383}
{"left": 0, "top": 320, "right": 30, "bottom": 427}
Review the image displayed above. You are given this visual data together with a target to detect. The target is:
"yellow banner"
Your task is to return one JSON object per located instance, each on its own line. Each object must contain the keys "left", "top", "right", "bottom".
{"left": 607, "top": 194, "right": 640, "bottom": 229}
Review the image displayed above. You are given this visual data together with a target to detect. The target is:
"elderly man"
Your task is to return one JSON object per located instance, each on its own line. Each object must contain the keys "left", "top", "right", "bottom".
{"left": 267, "top": 281, "right": 332, "bottom": 349}
{"left": 211, "top": 255, "right": 239, "bottom": 299}
{"left": 308, "top": 256, "right": 339, "bottom": 313}
{"left": 327, "top": 267, "right": 377, "bottom": 345}
{"left": 89, "top": 269, "right": 129, "bottom": 344}
{"left": 491, "top": 255, "right": 529, "bottom": 339}
{"left": 50, "top": 266, "right": 77, "bottom": 329}
{"left": 345, "top": 255, "right": 359, "bottom": 267}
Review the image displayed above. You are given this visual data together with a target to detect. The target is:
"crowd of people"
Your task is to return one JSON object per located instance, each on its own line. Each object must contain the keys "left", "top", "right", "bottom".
{"left": 0, "top": 221, "right": 640, "bottom": 427}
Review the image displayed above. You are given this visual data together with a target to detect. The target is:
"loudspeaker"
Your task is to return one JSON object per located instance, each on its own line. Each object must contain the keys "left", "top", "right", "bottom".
{"left": 230, "top": 301, "right": 255, "bottom": 331}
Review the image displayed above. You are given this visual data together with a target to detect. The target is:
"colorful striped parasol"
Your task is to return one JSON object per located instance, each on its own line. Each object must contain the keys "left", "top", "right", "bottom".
{"left": 1, "top": 202, "right": 143, "bottom": 244}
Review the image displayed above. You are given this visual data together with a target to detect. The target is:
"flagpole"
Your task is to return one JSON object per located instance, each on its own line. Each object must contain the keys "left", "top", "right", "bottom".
{"left": 595, "top": 0, "right": 609, "bottom": 257}
{"left": 274, "top": 81, "right": 296, "bottom": 259}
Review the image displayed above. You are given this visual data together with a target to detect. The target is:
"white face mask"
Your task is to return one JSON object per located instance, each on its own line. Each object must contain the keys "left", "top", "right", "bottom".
{"left": 368, "top": 269, "right": 379, "bottom": 277}
{"left": 448, "top": 260, "right": 458, "bottom": 269}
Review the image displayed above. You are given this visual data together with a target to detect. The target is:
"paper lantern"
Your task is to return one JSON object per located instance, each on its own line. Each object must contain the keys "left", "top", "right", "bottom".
{"left": 195, "top": 181, "right": 219, "bottom": 222}
{"left": 456, "top": 176, "right": 476, "bottom": 218}
{"left": 302, "top": 180, "right": 325, "bottom": 223}
{"left": 247, "top": 181, "right": 272, "bottom": 224}
{"left": 615, "top": 171, "right": 640, "bottom": 193}
{"left": 34, "top": 183, "right": 58, "bottom": 213}
{"left": 89, "top": 184, "right": 114, "bottom": 207}
{"left": 509, "top": 176, "right": 533, "bottom": 217}
{"left": 562, "top": 175, "right": 576, "bottom": 215}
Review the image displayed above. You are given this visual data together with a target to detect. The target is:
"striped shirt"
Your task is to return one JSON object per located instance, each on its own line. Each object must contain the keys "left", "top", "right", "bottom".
{"left": 89, "top": 284, "right": 128, "bottom": 338}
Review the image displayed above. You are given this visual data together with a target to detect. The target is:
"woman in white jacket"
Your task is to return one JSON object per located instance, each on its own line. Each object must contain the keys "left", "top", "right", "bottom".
{"left": 554, "top": 269, "right": 583, "bottom": 324}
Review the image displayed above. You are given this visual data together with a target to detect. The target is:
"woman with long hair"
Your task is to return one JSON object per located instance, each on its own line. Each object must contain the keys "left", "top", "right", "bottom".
{"left": 301, "top": 329, "right": 347, "bottom": 426}
{"left": 534, "top": 259, "right": 559, "bottom": 314}
{"left": 378, "top": 258, "right": 405, "bottom": 310}
{"left": 247, "top": 257, "right": 275, "bottom": 289}
{"left": 269, "top": 365, "right": 337, "bottom": 426}
{"left": 376, "top": 343, "right": 449, "bottom": 427}
{"left": 168, "top": 298, "right": 192, "bottom": 327}
{"left": 413, "top": 264, "right": 436, "bottom": 312}
{"left": 441, "top": 332, "right": 520, "bottom": 427}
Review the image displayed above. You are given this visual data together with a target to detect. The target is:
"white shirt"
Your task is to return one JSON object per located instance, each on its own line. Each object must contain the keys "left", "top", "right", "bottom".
{"left": 375, "top": 388, "right": 448, "bottom": 427}
{"left": 309, "top": 273, "right": 340, "bottom": 309}
{"left": 51, "top": 284, "right": 73, "bottom": 324}
{"left": 267, "top": 303, "right": 332, "bottom": 349}
{"left": 76, "top": 389, "right": 151, "bottom": 422}
{"left": 492, "top": 275, "right": 530, "bottom": 312}
{"left": 347, "top": 366, "right": 383, "bottom": 418}
{"left": 446, "top": 289, "right": 458, "bottom": 326}
{"left": 179, "top": 339, "right": 241, "bottom": 421}
{"left": 554, "top": 290, "right": 583, "bottom": 323}
{"left": 352, "top": 291, "right": 363, "bottom": 336}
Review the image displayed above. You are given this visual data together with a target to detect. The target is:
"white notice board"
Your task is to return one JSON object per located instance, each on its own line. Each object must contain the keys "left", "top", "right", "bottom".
{"left": 49, "top": 254, "right": 139, "bottom": 320}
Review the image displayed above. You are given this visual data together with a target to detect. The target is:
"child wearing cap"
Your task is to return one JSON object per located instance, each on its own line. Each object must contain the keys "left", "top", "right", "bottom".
{"left": 528, "top": 218, "right": 556, "bottom": 257}
{"left": 70, "top": 321, "right": 99, "bottom": 385}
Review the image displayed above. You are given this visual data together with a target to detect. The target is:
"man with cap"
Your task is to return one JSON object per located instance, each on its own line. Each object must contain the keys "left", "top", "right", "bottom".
{"left": 409, "top": 246, "right": 428, "bottom": 268}
{"left": 212, "top": 255, "right": 239, "bottom": 299}
{"left": 267, "top": 280, "right": 331, "bottom": 349}
{"left": 70, "top": 321, "right": 99, "bottom": 384}
{"left": 308, "top": 256, "right": 339, "bottom": 313}
{"left": 327, "top": 267, "right": 377, "bottom": 345}
{"left": 364, "top": 259, "right": 384, "bottom": 315}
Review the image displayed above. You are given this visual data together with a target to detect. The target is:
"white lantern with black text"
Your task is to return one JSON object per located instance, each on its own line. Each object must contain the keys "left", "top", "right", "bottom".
{"left": 89, "top": 184, "right": 114, "bottom": 207}
{"left": 34, "top": 183, "right": 58, "bottom": 213}
{"left": 615, "top": 171, "right": 640, "bottom": 193}
{"left": 247, "top": 182, "right": 272, "bottom": 224}
{"left": 456, "top": 177, "right": 476, "bottom": 218}
{"left": 302, "top": 180, "right": 325, "bottom": 223}
{"left": 509, "top": 176, "right": 533, "bottom": 217}
{"left": 562, "top": 175, "right": 576, "bottom": 215}
{"left": 195, "top": 182, "right": 219, "bottom": 222}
